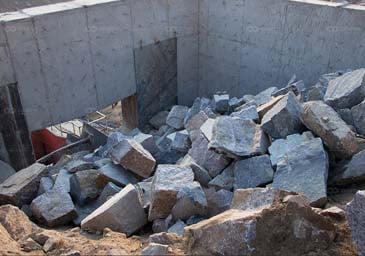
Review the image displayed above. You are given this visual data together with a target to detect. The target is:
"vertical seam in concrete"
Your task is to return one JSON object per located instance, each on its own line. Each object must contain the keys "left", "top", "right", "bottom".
{"left": 197, "top": 0, "right": 201, "bottom": 98}
{"left": 278, "top": 3, "right": 289, "bottom": 84}
{"left": 239, "top": 0, "right": 246, "bottom": 95}
{"left": 83, "top": 6, "right": 101, "bottom": 109}
{"left": 129, "top": 0, "right": 139, "bottom": 105}
{"left": 2, "top": 23, "right": 17, "bottom": 84}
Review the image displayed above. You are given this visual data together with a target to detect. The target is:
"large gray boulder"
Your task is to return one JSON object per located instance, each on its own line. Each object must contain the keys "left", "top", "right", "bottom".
{"left": 148, "top": 165, "right": 194, "bottom": 221}
{"left": 111, "top": 139, "right": 156, "bottom": 178}
{"left": 30, "top": 190, "right": 76, "bottom": 227}
{"left": 261, "top": 92, "right": 304, "bottom": 139}
{"left": 0, "top": 161, "right": 15, "bottom": 184}
{"left": 166, "top": 105, "right": 189, "bottom": 129}
{"left": 97, "top": 163, "right": 139, "bottom": 187}
{"left": 351, "top": 99, "right": 365, "bottom": 135}
{"left": 70, "top": 169, "right": 104, "bottom": 205}
{"left": 271, "top": 136, "right": 328, "bottom": 207}
{"left": 233, "top": 155, "right": 274, "bottom": 189}
{"left": 209, "top": 116, "right": 269, "bottom": 158}
{"left": 0, "top": 163, "right": 47, "bottom": 207}
{"left": 301, "top": 100, "right": 365, "bottom": 158}
{"left": 346, "top": 190, "right": 365, "bottom": 256}
{"left": 81, "top": 184, "right": 147, "bottom": 236}
{"left": 324, "top": 68, "right": 365, "bottom": 109}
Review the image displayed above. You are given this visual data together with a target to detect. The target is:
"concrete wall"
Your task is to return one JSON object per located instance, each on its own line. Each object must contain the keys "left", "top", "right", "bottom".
{"left": 198, "top": 0, "right": 365, "bottom": 97}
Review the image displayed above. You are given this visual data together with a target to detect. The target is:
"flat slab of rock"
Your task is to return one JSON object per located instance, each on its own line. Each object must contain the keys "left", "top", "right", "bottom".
{"left": 233, "top": 155, "right": 274, "bottom": 189}
{"left": 324, "top": 68, "right": 365, "bottom": 109}
{"left": 70, "top": 169, "right": 104, "bottom": 205}
{"left": 148, "top": 165, "right": 194, "bottom": 221}
{"left": 301, "top": 100, "right": 365, "bottom": 158}
{"left": 261, "top": 92, "right": 303, "bottom": 139}
{"left": 0, "top": 161, "right": 15, "bottom": 184}
{"left": 111, "top": 139, "right": 156, "bottom": 178}
{"left": 209, "top": 116, "right": 269, "bottom": 158}
{"left": 271, "top": 136, "right": 329, "bottom": 207}
{"left": 0, "top": 163, "right": 47, "bottom": 207}
{"left": 30, "top": 190, "right": 76, "bottom": 227}
{"left": 166, "top": 105, "right": 189, "bottom": 129}
{"left": 81, "top": 184, "right": 147, "bottom": 236}
{"left": 346, "top": 190, "right": 365, "bottom": 255}
{"left": 98, "top": 163, "right": 139, "bottom": 187}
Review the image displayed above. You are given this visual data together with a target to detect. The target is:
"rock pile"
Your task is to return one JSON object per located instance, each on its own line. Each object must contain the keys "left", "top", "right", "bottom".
{"left": 1, "top": 68, "right": 365, "bottom": 254}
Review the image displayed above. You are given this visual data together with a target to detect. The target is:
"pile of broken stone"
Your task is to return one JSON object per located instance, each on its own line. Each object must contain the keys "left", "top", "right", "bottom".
{"left": 1, "top": 68, "right": 365, "bottom": 255}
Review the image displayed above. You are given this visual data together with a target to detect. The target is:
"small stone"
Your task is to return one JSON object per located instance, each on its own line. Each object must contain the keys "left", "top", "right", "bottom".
{"left": 19, "top": 237, "right": 43, "bottom": 252}
{"left": 261, "top": 92, "right": 304, "bottom": 139}
{"left": 283, "top": 195, "right": 310, "bottom": 207}
{"left": 0, "top": 163, "right": 47, "bottom": 207}
{"left": 338, "top": 108, "right": 355, "bottom": 127}
{"left": 65, "top": 160, "right": 95, "bottom": 173}
{"left": 110, "top": 139, "right": 156, "bottom": 178}
{"left": 186, "top": 215, "right": 205, "bottom": 225}
{"left": 171, "top": 130, "right": 191, "bottom": 153}
{"left": 212, "top": 94, "right": 229, "bottom": 113}
{"left": 30, "top": 190, "right": 76, "bottom": 227}
{"left": 167, "top": 219, "right": 186, "bottom": 235}
{"left": 324, "top": 68, "right": 365, "bottom": 109}
{"left": 148, "top": 232, "right": 181, "bottom": 245}
{"left": 152, "top": 219, "right": 168, "bottom": 233}
{"left": 43, "top": 237, "right": 61, "bottom": 252}
{"left": 229, "top": 97, "right": 245, "bottom": 110}
{"left": 209, "top": 116, "right": 269, "bottom": 158}
{"left": 204, "top": 188, "right": 233, "bottom": 217}
{"left": 233, "top": 155, "right": 274, "bottom": 189}
{"left": 97, "top": 163, "right": 139, "bottom": 187}
{"left": 346, "top": 190, "right": 365, "bottom": 255}
{"left": 148, "top": 165, "right": 194, "bottom": 221}
{"left": 150, "top": 111, "right": 169, "bottom": 129}
{"left": 0, "top": 160, "right": 15, "bottom": 184}
{"left": 178, "top": 155, "right": 212, "bottom": 187}
{"left": 96, "top": 182, "right": 121, "bottom": 207}
{"left": 166, "top": 105, "right": 189, "bottom": 129}
{"left": 37, "top": 176, "right": 54, "bottom": 195}
{"left": 320, "top": 206, "right": 345, "bottom": 221}
{"left": 208, "top": 163, "right": 234, "bottom": 191}
{"left": 351, "top": 99, "right": 365, "bottom": 135}
{"left": 134, "top": 132, "right": 159, "bottom": 154}
{"left": 142, "top": 243, "right": 169, "bottom": 256}
{"left": 70, "top": 169, "right": 104, "bottom": 205}
{"left": 81, "top": 184, "right": 147, "bottom": 236}
{"left": 231, "top": 105, "right": 259, "bottom": 121}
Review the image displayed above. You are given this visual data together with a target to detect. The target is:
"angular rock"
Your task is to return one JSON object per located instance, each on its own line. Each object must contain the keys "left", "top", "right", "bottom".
{"left": 209, "top": 116, "right": 269, "bottom": 158}
{"left": 233, "top": 155, "right": 274, "bottom": 189}
{"left": 171, "top": 182, "right": 207, "bottom": 221}
{"left": 331, "top": 150, "right": 365, "bottom": 185}
{"left": 186, "top": 215, "right": 205, "bottom": 225}
{"left": 37, "top": 176, "right": 54, "bottom": 195}
{"left": 324, "top": 68, "right": 365, "bottom": 109}
{"left": 271, "top": 136, "right": 329, "bottom": 207}
{"left": 320, "top": 206, "right": 345, "bottom": 221}
{"left": 301, "top": 100, "right": 365, "bottom": 158}
{"left": 142, "top": 243, "right": 169, "bottom": 256}
{"left": 30, "top": 190, "right": 76, "bottom": 227}
{"left": 73, "top": 202, "right": 98, "bottom": 226}
{"left": 261, "top": 92, "right": 303, "bottom": 139}
{"left": 229, "top": 97, "right": 245, "bottom": 110}
{"left": 97, "top": 163, "right": 139, "bottom": 187}
{"left": 167, "top": 220, "right": 186, "bottom": 235}
{"left": 0, "top": 161, "right": 15, "bottom": 184}
{"left": 0, "top": 163, "right": 47, "bottom": 207}
{"left": 111, "top": 139, "right": 156, "bottom": 178}
{"left": 231, "top": 105, "right": 259, "bottom": 121}
{"left": 148, "top": 165, "right": 194, "bottom": 221}
{"left": 81, "top": 184, "right": 147, "bottom": 236}
{"left": 200, "top": 118, "right": 215, "bottom": 141}
{"left": 257, "top": 94, "right": 285, "bottom": 120}
{"left": 149, "top": 111, "right": 169, "bottom": 129}
{"left": 338, "top": 108, "right": 355, "bottom": 128}
{"left": 351, "top": 99, "right": 365, "bottom": 135}
{"left": 188, "top": 133, "right": 230, "bottom": 177}
{"left": 52, "top": 168, "right": 72, "bottom": 193}
{"left": 283, "top": 194, "right": 310, "bottom": 207}
{"left": 346, "top": 190, "right": 365, "bottom": 255}
{"left": 166, "top": 105, "right": 189, "bottom": 129}
{"left": 171, "top": 130, "right": 191, "bottom": 153}
{"left": 235, "top": 100, "right": 257, "bottom": 112}
{"left": 148, "top": 232, "right": 181, "bottom": 245}
{"left": 70, "top": 169, "right": 104, "bottom": 205}
{"left": 178, "top": 155, "right": 212, "bottom": 187}
{"left": 185, "top": 111, "right": 209, "bottom": 141}
{"left": 152, "top": 219, "right": 168, "bottom": 233}
{"left": 253, "top": 86, "right": 277, "bottom": 106}
{"left": 204, "top": 188, "right": 233, "bottom": 217}
{"left": 134, "top": 132, "right": 159, "bottom": 154}
{"left": 184, "top": 97, "right": 211, "bottom": 126}
{"left": 96, "top": 182, "right": 121, "bottom": 207}
{"left": 212, "top": 94, "right": 229, "bottom": 114}
{"left": 136, "top": 180, "right": 152, "bottom": 209}
{"left": 208, "top": 163, "right": 234, "bottom": 191}
{"left": 65, "top": 160, "right": 95, "bottom": 174}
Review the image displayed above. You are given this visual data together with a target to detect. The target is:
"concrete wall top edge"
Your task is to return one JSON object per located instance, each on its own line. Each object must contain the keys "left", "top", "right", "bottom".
{"left": 73, "top": 0, "right": 123, "bottom": 7}
{"left": 290, "top": 0, "right": 365, "bottom": 11}
{"left": 0, "top": 12, "right": 31, "bottom": 22}
{"left": 21, "top": 2, "right": 83, "bottom": 16}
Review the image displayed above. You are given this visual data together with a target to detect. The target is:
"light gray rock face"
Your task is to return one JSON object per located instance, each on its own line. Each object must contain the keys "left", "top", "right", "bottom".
{"left": 338, "top": 108, "right": 355, "bottom": 128}
{"left": 188, "top": 133, "right": 230, "bottom": 177}
{"left": 134, "top": 132, "right": 159, "bottom": 154}
{"left": 97, "top": 163, "right": 139, "bottom": 187}
{"left": 212, "top": 94, "right": 229, "bottom": 114}
{"left": 96, "top": 182, "right": 121, "bottom": 207}
{"left": 0, "top": 160, "right": 15, "bottom": 184}
{"left": 200, "top": 118, "right": 215, "bottom": 142}
{"left": 184, "top": 97, "right": 211, "bottom": 126}
{"left": 171, "top": 182, "right": 207, "bottom": 221}
{"left": 149, "top": 111, "right": 169, "bottom": 129}
{"left": 0, "top": 163, "right": 47, "bottom": 206}
{"left": 167, "top": 220, "right": 186, "bottom": 235}
{"left": 231, "top": 105, "right": 259, "bottom": 121}
{"left": 204, "top": 188, "right": 233, "bottom": 217}
{"left": 179, "top": 155, "right": 212, "bottom": 187}
{"left": 253, "top": 86, "right": 277, "bottom": 106}
{"left": 111, "top": 139, "right": 156, "bottom": 178}
{"left": 166, "top": 105, "right": 189, "bottom": 129}
{"left": 148, "top": 165, "right": 194, "bottom": 221}
{"left": 301, "top": 101, "right": 365, "bottom": 158}
{"left": 271, "top": 136, "right": 329, "bottom": 207}
{"left": 229, "top": 97, "right": 245, "bottom": 110}
{"left": 136, "top": 180, "right": 152, "bottom": 209}
{"left": 324, "top": 68, "right": 365, "bottom": 109}
{"left": 142, "top": 243, "right": 169, "bottom": 256}
{"left": 185, "top": 111, "right": 209, "bottom": 141}
{"left": 331, "top": 150, "right": 365, "bottom": 185}
{"left": 37, "top": 177, "right": 54, "bottom": 196}
{"left": 351, "top": 99, "right": 365, "bottom": 135}
{"left": 65, "top": 160, "right": 95, "bottom": 174}
{"left": 171, "top": 130, "right": 191, "bottom": 153}
{"left": 261, "top": 92, "right": 303, "bottom": 139}
{"left": 209, "top": 116, "right": 269, "bottom": 158}
{"left": 81, "top": 184, "right": 147, "bottom": 236}
{"left": 30, "top": 190, "right": 76, "bottom": 227}
{"left": 233, "top": 155, "right": 274, "bottom": 189}
{"left": 52, "top": 169, "right": 72, "bottom": 193}
{"left": 208, "top": 163, "right": 234, "bottom": 191}
{"left": 70, "top": 169, "right": 104, "bottom": 205}
{"left": 346, "top": 190, "right": 365, "bottom": 256}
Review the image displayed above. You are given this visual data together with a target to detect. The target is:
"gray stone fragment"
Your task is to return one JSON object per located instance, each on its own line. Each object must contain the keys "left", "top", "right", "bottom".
{"left": 229, "top": 97, "right": 246, "bottom": 110}
{"left": 209, "top": 116, "right": 269, "bottom": 158}
{"left": 52, "top": 169, "right": 72, "bottom": 193}
{"left": 94, "top": 158, "right": 111, "bottom": 168}
{"left": 186, "top": 215, "right": 205, "bottom": 225}
{"left": 37, "top": 177, "right": 54, "bottom": 196}
{"left": 185, "top": 111, "right": 209, "bottom": 142}
{"left": 152, "top": 219, "right": 168, "bottom": 233}
{"left": 148, "top": 165, "right": 194, "bottom": 221}
{"left": 338, "top": 108, "right": 355, "bottom": 127}
{"left": 346, "top": 190, "right": 365, "bottom": 256}
{"left": 179, "top": 155, "right": 212, "bottom": 187}
{"left": 233, "top": 155, "right": 274, "bottom": 189}
{"left": 81, "top": 184, "right": 147, "bottom": 236}
{"left": 98, "top": 163, "right": 139, "bottom": 187}
{"left": 301, "top": 100, "right": 365, "bottom": 158}
{"left": 212, "top": 94, "right": 229, "bottom": 113}
{"left": 110, "top": 139, "right": 156, "bottom": 178}
{"left": 134, "top": 132, "right": 159, "bottom": 154}
{"left": 30, "top": 190, "right": 76, "bottom": 227}
{"left": 96, "top": 182, "right": 121, "bottom": 207}
{"left": 271, "top": 137, "right": 328, "bottom": 207}
{"left": 166, "top": 105, "right": 189, "bottom": 129}
{"left": 351, "top": 99, "right": 365, "bottom": 135}
{"left": 70, "top": 169, "right": 104, "bottom": 205}
{"left": 0, "top": 160, "right": 15, "bottom": 184}
{"left": 73, "top": 202, "right": 98, "bottom": 226}
{"left": 331, "top": 150, "right": 365, "bottom": 185}
{"left": 142, "top": 243, "right": 169, "bottom": 256}
{"left": 204, "top": 188, "right": 233, "bottom": 217}
{"left": 208, "top": 163, "right": 234, "bottom": 191}
{"left": 65, "top": 160, "right": 95, "bottom": 174}
{"left": 324, "top": 68, "right": 365, "bottom": 109}
{"left": 230, "top": 105, "right": 259, "bottom": 121}
{"left": 200, "top": 118, "right": 215, "bottom": 141}
{"left": 136, "top": 181, "right": 152, "bottom": 209}
{"left": 253, "top": 87, "right": 278, "bottom": 106}
{"left": 184, "top": 97, "right": 211, "bottom": 126}
{"left": 167, "top": 220, "right": 186, "bottom": 235}
{"left": 234, "top": 100, "right": 257, "bottom": 112}
{"left": 149, "top": 111, "right": 169, "bottom": 129}
{"left": 188, "top": 133, "right": 230, "bottom": 177}
{"left": 171, "top": 130, "right": 191, "bottom": 153}
{"left": 261, "top": 92, "right": 303, "bottom": 139}
{"left": 0, "top": 163, "right": 47, "bottom": 206}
